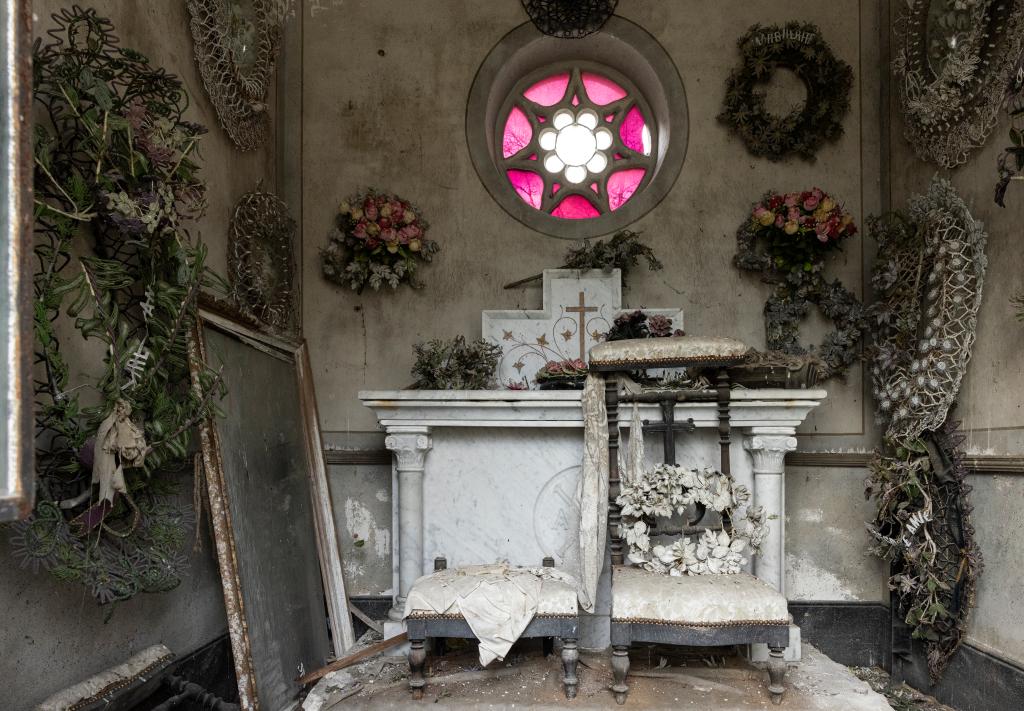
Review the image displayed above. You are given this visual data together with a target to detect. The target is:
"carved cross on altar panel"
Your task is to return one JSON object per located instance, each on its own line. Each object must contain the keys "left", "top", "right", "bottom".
{"left": 565, "top": 291, "right": 597, "bottom": 361}
{"left": 482, "top": 269, "right": 684, "bottom": 389}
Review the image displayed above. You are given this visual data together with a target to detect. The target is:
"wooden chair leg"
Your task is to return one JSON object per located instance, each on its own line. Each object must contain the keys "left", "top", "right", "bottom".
{"left": 409, "top": 637, "right": 427, "bottom": 700}
{"left": 561, "top": 637, "right": 579, "bottom": 699}
{"left": 611, "top": 644, "right": 630, "bottom": 705}
{"left": 767, "top": 645, "right": 787, "bottom": 705}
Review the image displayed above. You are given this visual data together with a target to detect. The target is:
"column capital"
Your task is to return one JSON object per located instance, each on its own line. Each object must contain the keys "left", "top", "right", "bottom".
{"left": 743, "top": 432, "right": 798, "bottom": 474}
{"left": 385, "top": 427, "right": 432, "bottom": 471}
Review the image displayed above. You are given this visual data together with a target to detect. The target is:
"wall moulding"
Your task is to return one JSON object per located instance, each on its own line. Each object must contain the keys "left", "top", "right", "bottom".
{"left": 786, "top": 451, "right": 1024, "bottom": 475}
{"left": 323, "top": 445, "right": 1024, "bottom": 476}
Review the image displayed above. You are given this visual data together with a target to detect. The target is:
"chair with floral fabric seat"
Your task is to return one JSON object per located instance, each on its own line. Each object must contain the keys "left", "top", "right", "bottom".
{"left": 588, "top": 336, "right": 791, "bottom": 706}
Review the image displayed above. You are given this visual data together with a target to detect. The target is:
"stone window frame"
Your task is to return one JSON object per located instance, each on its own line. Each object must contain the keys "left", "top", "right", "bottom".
{"left": 467, "top": 16, "right": 689, "bottom": 240}
{"left": 496, "top": 62, "right": 657, "bottom": 219}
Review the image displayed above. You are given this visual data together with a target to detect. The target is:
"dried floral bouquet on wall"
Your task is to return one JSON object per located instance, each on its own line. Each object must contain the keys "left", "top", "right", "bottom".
{"left": 10, "top": 7, "right": 225, "bottom": 605}
{"left": 322, "top": 190, "right": 440, "bottom": 293}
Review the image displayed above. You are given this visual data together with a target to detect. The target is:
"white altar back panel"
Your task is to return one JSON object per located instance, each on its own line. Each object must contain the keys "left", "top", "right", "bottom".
{"left": 363, "top": 389, "right": 823, "bottom": 649}
{"left": 422, "top": 428, "right": 753, "bottom": 576}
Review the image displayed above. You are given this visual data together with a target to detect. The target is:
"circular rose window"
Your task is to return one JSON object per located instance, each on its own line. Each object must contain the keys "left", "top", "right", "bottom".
{"left": 499, "top": 66, "right": 656, "bottom": 220}
{"left": 467, "top": 18, "right": 688, "bottom": 239}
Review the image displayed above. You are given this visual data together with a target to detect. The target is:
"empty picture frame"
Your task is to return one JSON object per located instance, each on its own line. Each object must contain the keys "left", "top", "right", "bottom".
{"left": 190, "top": 307, "right": 354, "bottom": 710}
{"left": 0, "top": 0, "right": 33, "bottom": 522}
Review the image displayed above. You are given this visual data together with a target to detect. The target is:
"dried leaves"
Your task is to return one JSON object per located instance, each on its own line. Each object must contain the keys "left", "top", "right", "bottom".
{"left": 411, "top": 336, "right": 502, "bottom": 390}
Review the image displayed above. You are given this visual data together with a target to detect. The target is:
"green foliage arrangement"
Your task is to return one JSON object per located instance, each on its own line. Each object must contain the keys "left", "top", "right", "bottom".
{"left": 719, "top": 22, "right": 853, "bottom": 161}
{"left": 561, "top": 230, "right": 662, "bottom": 285}
{"left": 503, "top": 230, "right": 662, "bottom": 290}
{"left": 10, "top": 7, "right": 225, "bottom": 605}
{"left": 995, "top": 61, "right": 1024, "bottom": 207}
{"left": 411, "top": 336, "right": 502, "bottom": 390}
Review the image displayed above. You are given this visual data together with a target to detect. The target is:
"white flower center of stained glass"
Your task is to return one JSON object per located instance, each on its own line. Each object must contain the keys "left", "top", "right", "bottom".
{"left": 538, "top": 108, "right": 613, "bottom": 185}
{"left": 556, "top": 124, "right": 597, "bottom": 166}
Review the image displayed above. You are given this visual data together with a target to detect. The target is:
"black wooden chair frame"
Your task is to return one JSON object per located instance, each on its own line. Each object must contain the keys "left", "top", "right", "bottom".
{"left": 590, "top": 360, "right": 789, "bottom": 705}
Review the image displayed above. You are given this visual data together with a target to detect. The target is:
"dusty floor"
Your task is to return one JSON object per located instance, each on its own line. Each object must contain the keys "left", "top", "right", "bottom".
{"left": 308, "top": 640, "right": 895, "bottom": 710}
{"left": 850, "top": 667, "right": 956, "bottom": 711}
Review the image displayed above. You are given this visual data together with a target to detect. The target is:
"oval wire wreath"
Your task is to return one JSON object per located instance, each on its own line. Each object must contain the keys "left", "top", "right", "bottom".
{"left": 719, "top": 22, "right": 853, "bottom": 161}
{"left": 895, "top": 0, "right": 1024, "bottom": 169}
{"left": 228, "top": 186, "right": 297, "bottom": 332}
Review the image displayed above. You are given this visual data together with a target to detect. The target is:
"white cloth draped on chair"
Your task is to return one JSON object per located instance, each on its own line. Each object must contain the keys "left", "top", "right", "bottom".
{"left": 404, "top": 563, "right": 578, "bottom": 665}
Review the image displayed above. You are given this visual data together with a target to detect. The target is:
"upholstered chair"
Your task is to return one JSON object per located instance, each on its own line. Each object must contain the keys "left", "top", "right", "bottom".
{"left": 403, "top": 556, "right": 580, "bottom": 699}
{"left": 589, "top": 336, "right": 791, "bottom": 705}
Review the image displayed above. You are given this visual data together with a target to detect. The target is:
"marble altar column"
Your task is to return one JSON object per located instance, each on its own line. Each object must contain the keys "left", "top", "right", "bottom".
{"left": 384, "top": 426, "right": 432, "bottom": 625}
{"left": 743, "top": 428, "right": 798, "bottom": 595}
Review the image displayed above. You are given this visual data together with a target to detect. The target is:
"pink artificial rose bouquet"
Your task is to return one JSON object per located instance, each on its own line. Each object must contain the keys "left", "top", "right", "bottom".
{"left": 321, "top": 189, "right": 440, "bottom": 292}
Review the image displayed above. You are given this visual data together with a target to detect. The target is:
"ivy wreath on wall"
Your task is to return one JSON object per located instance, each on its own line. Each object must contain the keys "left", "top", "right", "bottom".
{"left": 719, "top": 22, "right": 853, "bottom": 161}
{"left": 10, "top": 7, "right": 226, "bottom": 606}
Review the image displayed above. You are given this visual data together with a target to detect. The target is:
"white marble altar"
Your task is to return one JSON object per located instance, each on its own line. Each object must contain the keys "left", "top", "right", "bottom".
{"left": 360, "top": 388, "right": 826, "bottom": 650}
{"left": 483, "top": 269, "right": 683, "bottom": 388}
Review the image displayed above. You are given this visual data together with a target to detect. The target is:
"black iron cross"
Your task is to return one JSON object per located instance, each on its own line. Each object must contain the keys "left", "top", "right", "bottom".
{"left": 642, "top": 395, "right": 696, "bottom": 466}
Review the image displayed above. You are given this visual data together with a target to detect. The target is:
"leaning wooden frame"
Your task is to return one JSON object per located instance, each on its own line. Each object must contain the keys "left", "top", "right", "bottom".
{"left": 188, "top": 304, "right": 355, "bottom": 710}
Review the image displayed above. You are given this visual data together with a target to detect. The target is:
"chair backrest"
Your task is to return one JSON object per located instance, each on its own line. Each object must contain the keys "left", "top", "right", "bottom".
{"left": 591, "top": 367, "right": 733, "bottom": 567}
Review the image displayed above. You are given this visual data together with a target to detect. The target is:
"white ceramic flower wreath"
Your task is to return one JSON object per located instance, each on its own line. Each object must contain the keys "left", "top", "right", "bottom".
{"left": 617, "top": 464, "right": 769, "bottom": 576}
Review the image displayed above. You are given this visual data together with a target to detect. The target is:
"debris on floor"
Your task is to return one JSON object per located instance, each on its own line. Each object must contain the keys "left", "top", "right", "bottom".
{"left": 850, "top": 666, "right": 956, "bottom": 711}
{"left": 301, "top": 637, "right": 895, "bottom": 710}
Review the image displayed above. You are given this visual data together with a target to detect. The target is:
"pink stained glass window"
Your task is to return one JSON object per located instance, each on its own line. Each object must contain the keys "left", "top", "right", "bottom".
{"left": 551, "top": 194, "right": 600, "bottom": 219}
{"left": 507, "top": 170, "right": 544, "bottom": 209}
{"left": 523, "top": 73, "right": 570, "bottom": 106}
{"left": 620, "top": 106, "right": 650, "bottom": 155}
{"left": 582, "top": 72, "right": 627, "bottom": 105}
{"left": 502, "top": 106, "right": 532, "bottom": 158}
{"left": 608, "top": 169, "right": 646, "bottom": 211}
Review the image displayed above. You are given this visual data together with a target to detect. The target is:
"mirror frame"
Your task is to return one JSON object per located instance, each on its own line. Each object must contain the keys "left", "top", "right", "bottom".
{"left": 895, "top": 0, "right": 1024, "bottom": 168}
{"left": 0, "top": 0, "right": 34, "bottom": 522}
{"left": 189, "top": 304, "right": 355, "bottom": 709}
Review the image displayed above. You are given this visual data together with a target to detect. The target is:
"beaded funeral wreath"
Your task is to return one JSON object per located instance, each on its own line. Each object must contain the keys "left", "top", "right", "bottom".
{"left": 617, "top": 465, "right": 769, "bottom": 576}
{"left": 719, "top": 22, "right": 853, "bottom": 161}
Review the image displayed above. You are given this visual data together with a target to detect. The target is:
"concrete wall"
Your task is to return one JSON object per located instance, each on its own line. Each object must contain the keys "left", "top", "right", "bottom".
{"left": 304, "top": 0, "right": 889, "bottom": 603}
{"left": 300, "top": 0, "right": 881, "bottom": 438}
{"left": 882, "top": 0, "right": 1024, "bottom": 669}
{"left": 0, "top": 3, "right": 278, "bottom": 708}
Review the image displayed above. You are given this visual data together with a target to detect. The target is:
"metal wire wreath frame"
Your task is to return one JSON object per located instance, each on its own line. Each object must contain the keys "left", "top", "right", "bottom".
{"left": 870, "top": 177, "right": 988, "bottom": 441}
{"left": 187, "top": 0, "right": 283, "bottom": 150}
{"left": 228, "top": 185, "right": 297, "bottom": 332}
{"left": 521, "top": 0, "right": 618, "bottom": 39}
{"left": 894, "top": 0, "right": 1024, "bottom": 169}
